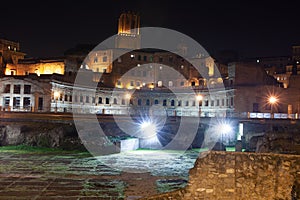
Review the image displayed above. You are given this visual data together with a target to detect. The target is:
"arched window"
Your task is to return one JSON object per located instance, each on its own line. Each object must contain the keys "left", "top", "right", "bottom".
{"left": 146, "top": 99, "right": 150, "bottom": 106}
{"left": 98, "top": 97, "right": 103, "bottom": 104}
{"left": 171, "top": 100, "right": 175, "bottom": 106}
{"left": 154, "top": 99, "right": 159, "bottom": 104}
{"left": 113, "top": 98, "right": 117, "bottom": 104}
{"left": 121, "top": 99, "right": 125, "bottom": 105}
{"left": 168, "top": 81, "right": 173, "bottom": 87}
{"left": 138, "top": 99, "right": 142, "bottom": 106}
{"left": 178, "top": 100, "right": 182, "bottom": 106}
{"left": 185, "top": 101, "right": 189, "bottom": 106}
{"left": 105, "top": 97, "right": 110, "bottom": 104}
{"left": 163, "top": 99, "right": 167, "bottom": 106}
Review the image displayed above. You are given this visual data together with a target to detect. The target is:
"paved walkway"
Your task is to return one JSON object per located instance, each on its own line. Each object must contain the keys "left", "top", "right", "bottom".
{"left": 0, "top": 150, "right": 198, "bottom": 199}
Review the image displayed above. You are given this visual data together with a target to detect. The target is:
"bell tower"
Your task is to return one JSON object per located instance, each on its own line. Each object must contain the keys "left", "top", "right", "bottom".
{"left": 115, "top": 12, "right": 141, "bottom": 49}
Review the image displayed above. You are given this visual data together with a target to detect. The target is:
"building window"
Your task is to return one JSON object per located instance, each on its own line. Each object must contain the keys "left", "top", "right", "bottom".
{"left": 92, "top": 97, "right": 95, "bottom": 104}
{"left": 80, "top": 96, "right": 83, "bottom": 102}
{"left": 158, "top": 81, "right": 163, "bottom": 87}
{"left": 199, "top": 100, "right": 203, "bottom": 107}
{"left": 192, "top": 101, "right": 196, "bottom": 106}
{"left": 23, "top": 97, "right": 30, "bottom": 109}
{"left": 4, "top": 84, "right": 10, "bottom": 93}
{"left": 185, "top": 101, "right": 189, "bottom": 106}
{"left": 149, "top": 56, "right": 153, "bottom": 62}
{"left": 211, "top": 100, "right": 214, "bottom": 106}
{"left": 138, "top": 99, "right": 142, "bottom": 106}
{"left": 169, "top": 56, "right": 173, "bottom": 62}
{"left": 130, "top": 81, "right": 134, "bottom": 86}
{"left": 136, "top": 81, "right": 140, "bottom": 87}
{"left": 98, "top": 97, "right": 103, "bottom": 104}
{"left": 146, "top": 99, "right": 150, "bottom": 106}
{"left": 168, "top": 81, "right": 173, "bottom": 87}
{"left": 222, "top": 99, "right": 225, "bottom": 106}
{"left": 113, "top": 98, "right": 117, "bottom": 104}
{"left": 24, "top": 85, "right": 31, "bottom": 94}
{"left": 64, "top": 95, "right": 68, "bottom": 101}
{"left": 75, "top": 95, "right": 78, "bottom": 102}
{"left": 154, "top": 99, "right": 159, "bottom": 104}
{"left": 191, "top": 81, "right": 196, "bottom": 86}
{"left": 69, "top": 95, "right": 73, "bottom": 102}
{"left": 138, "top": 55, "right": 141, "bottom": 61}
{"left": 180, "top": 81, "right": 184, "bottom": 86}
{"left": 205, "top": 100, "right": 209, "bottom": 106}
{"left": 121, "top": 99, "right": 125, "bottom": 105}
{"left": 163, "top": 99, "right": 167, "bottom": 106}
{"left": 159, "top": 57, "right": 163, "bottom": 62}
{"left": 4, "top": 97, "right": 10, "bottom": 107}
{"left": 38, "top": 97, "right": 43, "bottom": 110}
{"left": 13, "top": 97, "right": 20, "bottom": 109}
{"left": 171, "top": 100, "right": 175, "bottom": 106}
{"left": 226, "top": 99, "right": 229, "bottom": 106}
{"left": 143, "top": 55, "right": 147, "bottom": 61}
{"left": 178, "top": 100, "right": 182, "bottom": 106}
{"left": 105, "top": 98, "right": 110, "bottom": 104}
{"left": 60, "top": 93, "right": 63, "bottom": 101}
{"left": 253, "top": 103, "right": 259, "bottom": 112}
{"left": 216, "top": 99, "right": 220, "bottom": 106}
{"left": 13, "top": 85, "right": 21, "bottom": 94}
{"left": 230, "top": 97, "right": 234, "bottom": 106}
{"left": 94, "top": 57, "right": 98, "bottom": 63}
{"left": 102, "top": 56, "right": 107, "bottom": 62}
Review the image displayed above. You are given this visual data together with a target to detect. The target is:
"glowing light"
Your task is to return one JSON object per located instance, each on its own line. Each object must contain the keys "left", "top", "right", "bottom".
{"left": 269, "top": 96, "right": 278, "bottom": 104}
{"left": 140, "top": 121, "right": 157, "bottom": 138}
{"left": 196, "top": 94, "right": 203, "bottom": 101}
{"left": 219, "top": 123, "right": 232, "bottom": 134}
{"left": 125, "top": 93, "right": 131, "bottom": 99}
{"left": 54, "top": 91, "right": 60, "bottom": 100}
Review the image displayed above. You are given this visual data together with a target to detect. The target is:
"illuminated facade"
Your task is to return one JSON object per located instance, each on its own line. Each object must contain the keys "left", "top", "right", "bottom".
{"left": 1, "top": 12, "right": 299, "bottom": 118}
{"left": 115, "top": 12, "right": 141, "bottom": 49}
{"left": 0, "top": 39, "right": 25, "bottom": 74}
{"left": 5, "top": 58, "right": 65, "bottom": 76}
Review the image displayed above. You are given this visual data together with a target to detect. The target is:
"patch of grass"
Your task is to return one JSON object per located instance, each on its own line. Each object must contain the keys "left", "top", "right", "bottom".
{"left": 0, "top": 145, "right": 91, "bottom": 156}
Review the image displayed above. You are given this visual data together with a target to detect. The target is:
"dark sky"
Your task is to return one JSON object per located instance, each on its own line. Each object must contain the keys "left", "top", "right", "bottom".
{"left": 1, "top": 1, "right": 299, "bottom": 58}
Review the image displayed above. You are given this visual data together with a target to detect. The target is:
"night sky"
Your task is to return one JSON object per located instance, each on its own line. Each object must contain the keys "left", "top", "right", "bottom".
{"left": 1, "top": 1, "right": 299, "bottom": 59}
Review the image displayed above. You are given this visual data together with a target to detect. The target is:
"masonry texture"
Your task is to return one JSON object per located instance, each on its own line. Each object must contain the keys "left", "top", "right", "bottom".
{"left": 143, "top": 151, "right": 300, "bottom": 200}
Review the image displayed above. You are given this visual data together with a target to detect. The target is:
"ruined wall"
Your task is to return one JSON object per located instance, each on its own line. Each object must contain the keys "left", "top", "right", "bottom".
{"left": 143, "top": 151, "right": 300, "bottom": 200}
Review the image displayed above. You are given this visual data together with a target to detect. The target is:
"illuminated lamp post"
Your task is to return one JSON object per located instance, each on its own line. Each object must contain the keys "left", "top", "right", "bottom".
{"left": 196, "top": 94, "right": 203, "bottom": 117}
{"left": 218, "top": 122, "right": 232, "bottom": 151}
{"left": 54, "top": 91, "right": 60, "bottom": 113}
{"left": 125, "top": 92, "right": 131, "bottom": 115}
{"left": 268, "top": 96, "right": 278, "bottom": 118}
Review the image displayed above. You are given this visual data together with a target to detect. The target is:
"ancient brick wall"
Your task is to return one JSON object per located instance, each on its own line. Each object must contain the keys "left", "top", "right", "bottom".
{"left": 143, "top": 151, "right": 300, "bottom": 200}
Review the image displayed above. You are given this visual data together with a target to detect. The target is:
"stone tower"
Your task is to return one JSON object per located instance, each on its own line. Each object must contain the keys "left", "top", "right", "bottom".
{"left": 115, "top": 12, "right": 141, "bottom": 49}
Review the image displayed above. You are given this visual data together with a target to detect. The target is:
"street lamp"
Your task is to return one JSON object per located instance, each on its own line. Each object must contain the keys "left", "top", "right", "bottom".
{"left": 268, "top": 95, "right": 278, "bottom": 118}
{"left": 54, "top": 91, "right": 60, "bottom": 112}
{"left": 196, "top": 94, "right": 203, "bottom": 117}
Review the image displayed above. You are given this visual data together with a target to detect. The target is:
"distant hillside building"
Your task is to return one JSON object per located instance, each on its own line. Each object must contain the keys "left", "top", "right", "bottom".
{"left": 0, "top": 38, "right": 25, "bottom": 75}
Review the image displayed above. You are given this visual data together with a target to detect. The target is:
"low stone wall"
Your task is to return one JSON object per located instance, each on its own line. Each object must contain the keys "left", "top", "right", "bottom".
{"left": 142, "top": 151, "right": 300, "bottom": 199}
